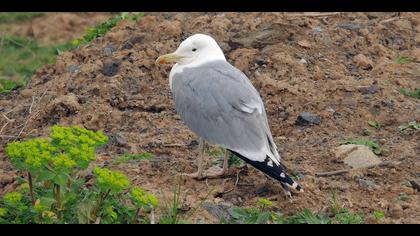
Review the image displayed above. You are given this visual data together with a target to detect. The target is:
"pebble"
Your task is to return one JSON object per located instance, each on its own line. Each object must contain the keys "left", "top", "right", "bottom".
{"left": 353, "top": 54, "right": 373, "bottom": 70}
{"left": 68, "top": 64, "right": 81, "bottom": 73}
{"left": 338, "top": 23, "right": 362, "bottom": 31}
{"left": 102, "top": 60, "right": 120, "bottom": 77}
{"left": 202, "top": 202, "right": 232, "bottom": 222}
{"left": 295, "top": 112, "right": 321, "bottom": 125}
{"left": 299, "top": 58, "right": 308, "bottom": 64}
{"left": 0, "top": 173, "right": 14, "bottom": 187}
{"left": 358, "top": 178, "right": 380, "bottom": 190}
{"left": 104, "top": 43, "right": 117, "bottom": 55}
{"left": 336, "top": 144, "right": 382, "bottom": 169}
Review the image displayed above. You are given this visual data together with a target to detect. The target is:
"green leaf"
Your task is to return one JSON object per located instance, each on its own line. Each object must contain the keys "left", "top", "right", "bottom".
{"left": 37, "top": 170, "right": 56, "bottom": 182}
{"left": 77, "top": 201, "right": 96, "bottom": 224}
{"left": 395, "top": 56, "right": 414, "bottom": 64}
{"left": 373, "top": 210, "right": 385, "bottom": 220}
{"left": 54, "top": 174, "right": 69, "bottom": 186}
{"left": 40, "top": 197, "right": 56, "bottom": 208}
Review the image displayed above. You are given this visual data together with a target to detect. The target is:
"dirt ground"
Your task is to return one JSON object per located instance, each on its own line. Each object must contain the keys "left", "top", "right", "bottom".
{"left": 0, "top": 12, "right": 419, "bottom": 223}
{"left": 0, "top": 12, "right": 113, "bottom": 46}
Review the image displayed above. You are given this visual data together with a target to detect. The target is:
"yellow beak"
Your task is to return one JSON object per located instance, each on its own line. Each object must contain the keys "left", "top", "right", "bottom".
{"left": 155, "top": 53, "right": 184, "bottom": 65}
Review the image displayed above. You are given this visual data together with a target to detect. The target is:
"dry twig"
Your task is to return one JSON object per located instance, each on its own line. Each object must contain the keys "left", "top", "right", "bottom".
{"left": 286, "top": 12, "right": 342, "bottom": 18}
{"left": 316, "top": 161, "right": 401, "bottom": 177}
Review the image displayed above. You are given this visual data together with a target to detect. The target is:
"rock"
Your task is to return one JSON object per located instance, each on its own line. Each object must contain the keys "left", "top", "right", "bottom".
{"left": 295, "top": 112, "right": 321, "bottom": 125}
{"left": 104, "top": 43, "right": 117, "bottom": 55}
{"left": 299, "top": 58, "right": 308, "bottom": 65}
{"left": 338, "top": 23, "right": 362, "bottom": 31}
{"left": 366, "top": 12, "right": 383, "bottom": 19}
{"left": 353, "top": 54, "right": 373, "bottom": 70}
{"left": 358, "top": 178, "right": 380, "bottom": 190}
{"left": 336, "top": 144, "right": 382, "bottom": 169}
{"left": 20, "top": 89, "right": 34, "bottom": 98}
{"left": 409, "top": 179, "right": 420, "bottom": 191}
{"left": 358, "top": 84, "right": 379, "bottom": 94}
{"left": 389, "top": 204, "right": 403, "bottom": 219}
{"left": 202, "top": 202, "right": 233, "bottom": 222}
{"left": 114, "top": 133, "right": 128, "bottom": 147}
{"left": 297, "top": 40, "right": 311, "bottom": 48}
{"left": 102, "top": 60, "right": 120, "bottom": 77}
{"left": 256, "top": 185, "right": 270, "bottom": 196}
{"left": 46, "top": 94, "right": 81, "bottom": 123}
{"left": 312, "top": 26, "right": 323, "bottom": 32}
{"left": 122, "top": 35, "right": 145, "bottom": 50}
{"left": 0, "top": 173, "right": 14, "bottom": 187}
{"left": 67, "top": 64, "right": 80, "bottom": 73}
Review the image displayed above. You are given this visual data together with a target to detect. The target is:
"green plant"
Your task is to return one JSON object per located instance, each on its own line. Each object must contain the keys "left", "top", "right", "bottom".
{"left": 209, "top": 147, "right": 243, "bottom": 167}
{"left": 340, "top": 138, "right": 387, "bottom": 155}
{"left": 373, "top": 210, "right": 385, "bottom": 221}
{"left": 362, "top": 128, "right": 371, "bottom": 136}
{"left": 395, "top": 56, "right": 415, "bottom": 64}
{"left": 334, "top": 208, "right": 365, "bottom": 224}
{"left": 230, "top": 207, "right": 274, "bottom": 224}
{"left": 229, "top": 198, "right": 282, "bottom": 224}
{"left": 0, "top": 35, "right": 72, "bottom": 94}
{"left": 368, "top": 120, "right": 383, "bottom": 130}
{"left": 71, "top": 12, "right": 144, "bottom": 48}
{"left": 398, "top": 121, "right": 419, "bottom": 132}
{"left": 0, "top": 79, "right": 24, "bottom": 94}
{"left": 1, "top": 125, "right": 158, "bottom": 224}
{"left": 397, "top": 193, "right": 410, "bottom": 202}
{"left": 159, "top": 183, "right": 185, "bottom": 224}
{"left": 0, "top": 12, "right": 44, "bottom": 23}
{"left": 281, "top": 209, "right": 331, "bottom": 224}
{"left": 399, "top": 88, "right": 420, "bottom": 99}
{"left": 113, "top": 152, "right": 154, "bottom": 165}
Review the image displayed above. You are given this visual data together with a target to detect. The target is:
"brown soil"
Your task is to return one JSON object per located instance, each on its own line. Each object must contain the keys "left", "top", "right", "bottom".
{"left": 0, "top": 12, "right": 419, "bottom": 223}
{"left": 1, "top": 12, "right": 114, "bottom": 46}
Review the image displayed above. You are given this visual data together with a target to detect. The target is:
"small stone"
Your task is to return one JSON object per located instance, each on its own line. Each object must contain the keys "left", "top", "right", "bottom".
{"left": 20, "top": 89, "right": 34, "bottom": 98}
{"left": 122, "top": 35, "right": 145, "bottom": 50}
{"left": 358, "top": 84, "right": 379, "bottom": 94}
{"left": 409, "top": 179, "right": 420, "bottom": 191}
{"left": 336, "top": 144, "right": 382, "bottom": 169}
{"left": 389, "top": 204, "right": 403, "bottom": 219}
{"left": 256, "top": 185, "right": 270, "bottom": 196}
{"left": 104, "top": 43, "right": 117, "bottom": 55}
{"left": 295, "top": 112, "right": 321, "bottom": 125}
{"left": 102, "top": 60, "right": 120, "bottom": 77}
{"left": 299, "top": 58, "right": 308, "bottom": 64}
{"left": 353, "top": 54, "right": 373, "bottom": 70}
{"left": 214, "top": 197, "right": 223, "bottom": 204}
{"left": 203, "top": 202, "right": 232, "bottom": 222}
{"left": 358, "top": 178, "right": 380, "bottom": 190}
{"left": 338, "top": 23, "right": 361, "bottom": 31}
{"left": 114, "top": 133, "right": 128, "bottom": 147}
{"left": 67, "top": 64, "right": 81, "bottom": 73}
{"left": 313, "top": 26, "right": 323, "bottom": 32}
{"left": 0, "top": 173, "right": 14, "bottom": 187}
{"left": 297, "top": 40, "right": 311, "bottom": 48}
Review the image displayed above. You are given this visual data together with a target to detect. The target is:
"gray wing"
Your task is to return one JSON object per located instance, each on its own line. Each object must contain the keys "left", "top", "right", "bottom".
{"left": 171, "top": 60, "right": 280, "bottom": 163}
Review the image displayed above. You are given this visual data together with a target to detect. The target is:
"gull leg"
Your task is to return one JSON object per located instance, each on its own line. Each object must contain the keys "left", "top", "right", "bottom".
{"left": 201, "top": 148, "right": 229, "bottom": 178}
{"left": 222, "top": 149, "right": 229, "bottom": 175}
{"left": 182, "top": 138, "right": 205, "bottom": 179}
{"left": 182, "top": 139, "right": 230, "bottom": 180}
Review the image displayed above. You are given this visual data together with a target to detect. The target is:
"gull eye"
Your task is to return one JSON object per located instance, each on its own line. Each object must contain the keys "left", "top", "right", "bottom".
{"left": 192, "top": 48, "right": 197, "bottom": 52}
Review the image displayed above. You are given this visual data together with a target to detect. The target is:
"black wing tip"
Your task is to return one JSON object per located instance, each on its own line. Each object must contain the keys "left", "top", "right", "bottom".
{"left": 229, "top": 150, "right": 304, "bottom": 192}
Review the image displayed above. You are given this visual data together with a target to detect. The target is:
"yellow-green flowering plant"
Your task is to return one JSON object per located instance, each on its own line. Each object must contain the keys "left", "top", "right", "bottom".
{"left": 1, "top": 125, "right": 160, "bottom": 224}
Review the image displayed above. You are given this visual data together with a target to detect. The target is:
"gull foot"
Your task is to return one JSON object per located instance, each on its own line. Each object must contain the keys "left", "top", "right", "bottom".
{"left": 181, "top": 166, "right": 228, "bottom": 180}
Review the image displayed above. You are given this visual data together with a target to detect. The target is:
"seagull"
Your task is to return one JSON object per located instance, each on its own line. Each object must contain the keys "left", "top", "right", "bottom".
{"left": 156, "top": 34, "right": 303, "bottom": 195}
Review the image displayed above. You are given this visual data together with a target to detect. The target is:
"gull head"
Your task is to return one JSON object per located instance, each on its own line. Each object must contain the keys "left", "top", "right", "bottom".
{"left": 156, "top": 34, "right": 226, "bottom": 66}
